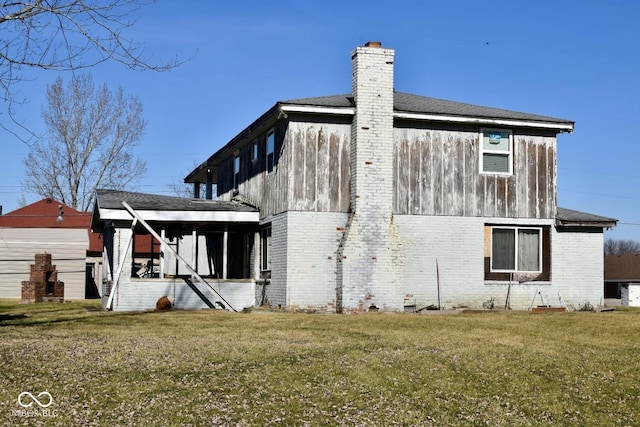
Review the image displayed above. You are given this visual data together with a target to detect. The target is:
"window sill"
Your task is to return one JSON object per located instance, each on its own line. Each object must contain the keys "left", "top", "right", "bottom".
{"left": 485, "top": 280, "right": 551, "bottom": 286}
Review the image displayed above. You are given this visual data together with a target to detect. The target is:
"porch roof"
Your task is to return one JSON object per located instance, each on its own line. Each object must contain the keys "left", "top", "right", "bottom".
{"left": 91, "top": 189, "right": 259, "bottom": 232}
{"left": 555, "top": 207, "right": 617, "bottom": 229}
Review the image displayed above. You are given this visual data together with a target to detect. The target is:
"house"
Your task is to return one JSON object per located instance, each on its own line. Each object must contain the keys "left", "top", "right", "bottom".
{"left": 183, "top": 41, "right": 616, "bottom": 312}
{"left": 94, "top": 41, "right": 616, "bottom": 313}
{"left": 0, "top": 198, "right": 100, "bottom": 299}
{"left": 604, "top": 254, "right": 640, "bottom": 306}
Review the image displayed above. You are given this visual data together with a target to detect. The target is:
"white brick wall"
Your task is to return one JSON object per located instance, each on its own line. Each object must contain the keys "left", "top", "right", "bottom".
{"left": 394, "top": 215, "right": 487, "bottom": 309}
{"left": 262, "top": 212, "right": 288, "bottom": 308}
{"left": 286, "top": 211, "right": 347, "bottom": 311}
{"left": 262, "top": 211, "right": 347, "bottom": 311}
{"left": 393, "top": 215, "right": 604, "bottom": 311}
{"left": 112, "top": 279, "right": 255, "bottom": 311}
{"left": 552, "top": 228, "right": 605, "bottom": 309}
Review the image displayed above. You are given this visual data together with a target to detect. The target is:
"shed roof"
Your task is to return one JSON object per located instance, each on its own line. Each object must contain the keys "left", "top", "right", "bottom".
{"left": 556, "top": 207, "right": 617, "bottom": 229}
{"left": 605, "top": 254, "right": 640, "bottom": 282}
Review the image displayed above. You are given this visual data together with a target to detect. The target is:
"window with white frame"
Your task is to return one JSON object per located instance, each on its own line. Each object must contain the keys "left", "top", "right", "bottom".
{"left": 491, "top": 226, "right": 541, "bottom": 273}
{"left": 261, "top": 226, "right": 272, "bottom": 271}
{"left": 481, "top": 128, "right": 512, "bottom": 174}
{"left": 266, "top": 129, "right": 275, "bottom": 173}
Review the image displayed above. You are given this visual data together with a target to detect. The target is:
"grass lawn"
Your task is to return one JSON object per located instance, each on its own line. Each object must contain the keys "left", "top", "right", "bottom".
{"left": 1, "top": 300, "right": 639, "bottom": 426}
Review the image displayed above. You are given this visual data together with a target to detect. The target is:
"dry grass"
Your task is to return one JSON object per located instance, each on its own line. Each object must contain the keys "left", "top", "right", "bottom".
{"left": 1, "top": 300, "right": 639, "bottom": 426}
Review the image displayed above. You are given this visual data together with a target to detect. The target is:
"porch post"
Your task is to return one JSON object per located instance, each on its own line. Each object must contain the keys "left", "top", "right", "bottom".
{"left": 192, "top": 229, "right": 197, "bottom": 279}
{"left": 160, "top": 228, "right": 166, "bottom": 278}
{"left": 223, "top": 226, "right": 228, "bottom": 279}
{"left": 193, "top": 182, "right": 201, "bottom": 199}
{"left": 254, "top": 230, "right": 260, "bottom": 279}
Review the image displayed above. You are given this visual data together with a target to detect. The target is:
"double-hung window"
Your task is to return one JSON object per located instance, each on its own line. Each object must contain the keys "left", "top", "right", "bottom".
{"left": 491, "top": 226, "right": 542, "bottom": 273}
{"left": 481, "top": 128, "right": 512, "bottom": 174}
{"left": 261, "top": 226, "right": 272, "bottom": 271}
{"left": 266, "top": 129, "right": 275, "bottom": 173}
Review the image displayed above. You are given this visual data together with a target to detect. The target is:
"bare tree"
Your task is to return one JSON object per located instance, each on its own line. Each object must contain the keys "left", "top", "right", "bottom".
{"left": 604, "top": 238, "right": 640, "bottom": 255}
{"left": 0, "top": 0, "right": 186, "bottom": 137}
{"left": 23, "top": 73, "right": 146, "bottom": 211}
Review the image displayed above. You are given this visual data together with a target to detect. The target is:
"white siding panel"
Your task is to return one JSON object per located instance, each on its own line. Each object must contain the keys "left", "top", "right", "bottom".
{"left": 0, "top": 228, "right": 88, "bottom": 299}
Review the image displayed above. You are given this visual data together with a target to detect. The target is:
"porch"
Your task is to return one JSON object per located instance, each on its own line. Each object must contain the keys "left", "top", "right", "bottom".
{"left": 91, "top": 190, "right": 260, "bottom": 312}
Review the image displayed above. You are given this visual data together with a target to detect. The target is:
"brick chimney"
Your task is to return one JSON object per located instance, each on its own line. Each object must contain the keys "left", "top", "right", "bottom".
{"left": 337, "top": 42, "right": 403, "bottom": 312}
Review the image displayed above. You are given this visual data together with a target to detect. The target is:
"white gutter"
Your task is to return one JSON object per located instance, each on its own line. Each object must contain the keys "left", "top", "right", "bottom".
{"left": 98, "top": 208, "right": 258, "bottom": 223}
{"left": 280, "top": 105, "right": 355, "bottom": 115}
{"left": 279, "top": 105, "right": 573, "bottom": 132}
{"left": 394, "top": 112, "right": 574, "bottom": 132}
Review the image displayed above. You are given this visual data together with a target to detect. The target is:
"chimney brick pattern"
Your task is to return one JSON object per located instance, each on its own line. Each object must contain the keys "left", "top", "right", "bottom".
{"left": 337, "top": 43, "right": 404, "bottom": 312}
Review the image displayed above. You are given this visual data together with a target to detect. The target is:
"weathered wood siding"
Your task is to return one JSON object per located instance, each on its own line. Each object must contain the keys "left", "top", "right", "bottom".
{"left": 218, "top": 118, "right": 351, "bottom": 219}
{"left": 393, "top": 124, "right": 557, "bottom": 219}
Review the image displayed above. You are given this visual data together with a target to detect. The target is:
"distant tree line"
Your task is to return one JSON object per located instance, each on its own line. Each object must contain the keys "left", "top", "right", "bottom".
{"left": 604, "top": 238, "right": 640, "bottom": 256}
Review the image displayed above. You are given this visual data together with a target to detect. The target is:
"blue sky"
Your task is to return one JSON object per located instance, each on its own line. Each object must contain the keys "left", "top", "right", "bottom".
{"left": 1, "top": 0, "right": 639, "bottom": 241}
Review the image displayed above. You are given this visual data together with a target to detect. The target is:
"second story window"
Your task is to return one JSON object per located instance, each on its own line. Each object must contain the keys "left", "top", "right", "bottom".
{"left": 252, "top": 140, "right": 258, "bottom": 161}
{"left": 266, "top": 129, "right": 275, "bottom": 173}
{"left": 481, "top": 129, "right": 512, "bottom": 175}
{"left": 234, "top": 155, "right": 240, "bottom": 189}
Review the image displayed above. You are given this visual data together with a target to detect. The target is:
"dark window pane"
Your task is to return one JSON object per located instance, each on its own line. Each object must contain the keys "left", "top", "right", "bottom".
{"left": 492, "top": 228, "right": 515, "bottom": 270}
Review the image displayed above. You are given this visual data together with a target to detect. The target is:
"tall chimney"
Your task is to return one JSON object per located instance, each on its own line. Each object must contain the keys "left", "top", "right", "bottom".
{"left": 337, "top": 42, "right": 402, "bottom": 312}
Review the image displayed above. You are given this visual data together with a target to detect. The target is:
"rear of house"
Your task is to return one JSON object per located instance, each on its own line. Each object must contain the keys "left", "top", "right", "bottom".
{"left": 185, "top": 42, "right": 616, "bottom": 312}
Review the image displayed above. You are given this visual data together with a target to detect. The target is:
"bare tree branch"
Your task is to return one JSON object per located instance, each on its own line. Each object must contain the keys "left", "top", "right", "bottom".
{"left": 23, "top": 73, "right": 146, "bottom": 211}
{"left": 604, "top": 238, "right": 640, "bottom": 256}
{"left": 1, "top": 0, "right": 190, "bottom": 140}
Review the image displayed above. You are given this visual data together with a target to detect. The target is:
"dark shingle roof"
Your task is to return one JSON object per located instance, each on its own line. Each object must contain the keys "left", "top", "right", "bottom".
{"left": 281, "top": 91, "right": 573, "bottom": 125}
{"left": 605, "top": 254, "right": 640, "bottom": 282}
{"left": 95, "top": 189, "right": 258, "bottom": 213}
{"left": 556, "top": 207, "right": 617, "bottom": 228}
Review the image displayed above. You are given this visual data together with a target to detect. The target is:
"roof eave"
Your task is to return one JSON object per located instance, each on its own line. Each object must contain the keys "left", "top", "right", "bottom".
{"left": 97, "top": 207, "right": 259, "bottom": 223}
{"left": 394, "top": 111, "right": 574, "bottom": 132}
{"left": 555, "top": 219, "right": 618, "bottom": 229}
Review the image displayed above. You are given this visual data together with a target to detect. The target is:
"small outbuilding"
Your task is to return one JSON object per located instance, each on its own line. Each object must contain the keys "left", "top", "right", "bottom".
{"left": 604, "top": 254, "right": 640, "bottom": 306}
